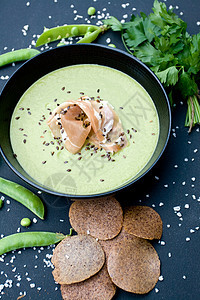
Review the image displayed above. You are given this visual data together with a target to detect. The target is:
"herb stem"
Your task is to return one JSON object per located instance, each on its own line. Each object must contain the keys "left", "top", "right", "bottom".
{"left": 188, "top": 96, "right": 194, "bottom": 133}
{"left": 121, "top": 32, "right": 133, "bottom": 55}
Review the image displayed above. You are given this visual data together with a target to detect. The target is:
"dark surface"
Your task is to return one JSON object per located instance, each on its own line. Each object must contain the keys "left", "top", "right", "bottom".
{"left": 0, "top": 0, "right": 200, "bottom": 299}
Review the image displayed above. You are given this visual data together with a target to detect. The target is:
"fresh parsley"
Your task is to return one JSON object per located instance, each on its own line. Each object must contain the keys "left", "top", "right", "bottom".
{"left": 103, "top": 0, "right": 200, "bottom": 132}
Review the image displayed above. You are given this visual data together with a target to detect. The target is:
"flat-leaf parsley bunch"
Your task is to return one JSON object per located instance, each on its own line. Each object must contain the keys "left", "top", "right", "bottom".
{"left": 103, "top": 0, "right": 200, "bottom": 132}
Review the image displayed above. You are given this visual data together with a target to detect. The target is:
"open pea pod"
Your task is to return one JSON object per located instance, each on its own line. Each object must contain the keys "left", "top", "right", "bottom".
{"left": 36, "top": 24, "right": 101, "bottom": 47}
{"left": 0, "top": 177, "right": 44, "bottom": 219}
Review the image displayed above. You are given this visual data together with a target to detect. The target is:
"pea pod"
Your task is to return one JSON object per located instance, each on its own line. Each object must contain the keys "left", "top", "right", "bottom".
{"left": 0, "top": 48, "right": 40, "bottom": 68}
{"left": 0, "top": 177, "right": 44, "bottom": 219}
{"left": 0, "top": 231, "right": 68, "bottom": 255}
{"left": 36, "top": 24, "right": 100, "bottom": 47}
{"left": 77, "top": 28, "right": 102, "bottom": 44}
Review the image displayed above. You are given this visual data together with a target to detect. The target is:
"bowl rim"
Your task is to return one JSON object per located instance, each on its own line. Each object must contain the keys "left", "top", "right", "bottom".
{"left": 0, "top": 43, "right": 171, "bottom": 198}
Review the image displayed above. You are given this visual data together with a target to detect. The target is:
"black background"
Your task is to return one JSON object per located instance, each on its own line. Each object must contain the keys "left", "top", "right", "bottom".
{"left": 0, "top": 1, "right": 200, "bottom": 299}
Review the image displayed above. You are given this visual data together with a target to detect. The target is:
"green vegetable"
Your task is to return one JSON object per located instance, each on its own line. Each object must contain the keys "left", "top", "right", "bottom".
{"left": 108, "top": 44, "right": 116, "bottom": 48}
{"left": 36, "top": 24, "right": 107, "bottom": 47}
{"left": 0, "top": 231, "right": 72, "bottom": 255}
{"left": 0, "top": 49, "right": 40, "bottom": 68}
{"left": 103, "top": 0, "right": 200, "bottom": 132}
{"left": 20, "top": 218, "right": 31, "bottom": 227}
{"left": 0, "top": 177, "right": 44, "bottom": 219}
{"left": 0, "top": 199, "right": 3, "bottom": 209}
{"left": 87, "top": 7, "right": 96, "bottom": 16}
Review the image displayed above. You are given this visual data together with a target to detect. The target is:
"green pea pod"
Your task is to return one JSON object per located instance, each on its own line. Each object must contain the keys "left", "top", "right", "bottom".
{"left": 0, "top": 177, "right": 44, "bottom": 219}
{"left": 77, "top": 28, "right": 102, "bottom": 44}
{"left": 0, "top": 49, "right": 40, "bottom": 68}
{"left": 0, "top": 231, "right": 68, "bottom": 255}
{"left": 36, "top": 24, "right": 100, "bottom": 47}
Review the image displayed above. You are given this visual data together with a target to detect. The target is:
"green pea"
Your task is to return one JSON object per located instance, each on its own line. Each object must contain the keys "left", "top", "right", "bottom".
{"left": 0, "top": 199, "right": 3, "bottom": 209}
{"left": 71, "top": 26, "right": 79, "bottom": 36}
{"left": 86, "top": 26, "right": 94, "bottom": 33}
{"left": 108, "top": 44, "right": 116, "bottom": 48}
{"left": 20, "top": 217, "right": 31, "bottom": 227}
{"left": 87, "top": 7, "right": 96, "bottom": 16}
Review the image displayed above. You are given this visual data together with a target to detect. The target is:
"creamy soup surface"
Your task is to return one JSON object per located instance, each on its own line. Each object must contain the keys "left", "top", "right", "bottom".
{"left": 10, "top": 64, "right": 159, "bottom": 195}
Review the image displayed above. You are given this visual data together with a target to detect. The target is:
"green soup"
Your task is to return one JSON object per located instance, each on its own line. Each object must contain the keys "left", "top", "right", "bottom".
{"left": 10, "top": 64, "right": 159, "bottom": 195}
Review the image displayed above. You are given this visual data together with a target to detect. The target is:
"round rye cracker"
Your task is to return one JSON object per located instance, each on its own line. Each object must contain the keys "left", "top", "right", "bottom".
{"left": 51, "top": 235, "right": 105, "bottom": 284}
{"left": 60, "top": 264, "right": 116, "bottom": 300}
{"left": 99, "top": 227, "right": 137, "bottom": 260}
{"left": 107, "top": 238, "right": 160, "bottom": 294}
{"left": 69, "top": 196, "right": 123, "bottom": 240}
{"left": 123, "top": 206, "right": 163, "bottom": 240}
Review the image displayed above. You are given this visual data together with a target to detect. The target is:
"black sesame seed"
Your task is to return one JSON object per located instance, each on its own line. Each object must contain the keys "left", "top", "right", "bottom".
{"left": 54, "top": 99, "right": 57, "bottom": 102}
{"left": 100, "top": 179, "right": 104, "bottom": 182}
{"left": 67, "top": 169, "right": 71, "bottom": 172}
{"left": 23, "top": 139, "right": 26, "bottom": 144}
{"left": 19, "top": 128, "right": 24, "bottom": 131}
{"left": 61, "top": 87, "right": 65, "bottom": 91}
{"left": 97, "top": 89, "right": 100, "bottom": 93}
{"left": 15, "top": 117, "right": 20, "bottom": 120}
{"left": 119, "top": 107, "right": 123, "bottom": 109}
{"left": 42, "top": 161, "right": 47, "bottom": 164}
{"left": 78, "top": 157, "right": 82, "bottom": 160}
{"left": 64, "top": 161, "right": 68, "bottom": 164}
{"left": 67, "top": 91, "right": 71, "bottom": 93}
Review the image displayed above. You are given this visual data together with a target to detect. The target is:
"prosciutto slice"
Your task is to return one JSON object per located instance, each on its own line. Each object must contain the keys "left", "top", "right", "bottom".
{"left": 47, "top": 97, "right": 128, "bottom": 154}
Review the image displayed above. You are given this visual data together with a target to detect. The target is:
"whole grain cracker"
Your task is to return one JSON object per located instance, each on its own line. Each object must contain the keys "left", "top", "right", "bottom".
{"left": 60, "top": 264, "right": 116, "bottom": 300}
{"left": 123, "top": 205, "right": 163, "bottom": 240}
{"left": 107, "top": 237, "right": 160, "bottom": 294}
{"left": 99, "top": 227, "right": 137, "bottom": 260}
{"left": 69, "top": 196, "right": 123, "bottom": 240}
{"left": 52, "top": 235, "right": 105, "bottom": 284}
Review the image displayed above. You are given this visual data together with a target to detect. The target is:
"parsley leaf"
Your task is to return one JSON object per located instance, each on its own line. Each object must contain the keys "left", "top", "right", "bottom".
{"left": 103, "top": 16, "right": 122, "bottom": 31}
{"left": 155, "top": 66, "right": 179, "bottom": 86}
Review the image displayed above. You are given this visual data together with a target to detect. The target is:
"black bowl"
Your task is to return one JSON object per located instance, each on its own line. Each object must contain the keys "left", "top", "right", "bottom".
{"left": 0, "top": 44, "right": 171, "bottom": 198}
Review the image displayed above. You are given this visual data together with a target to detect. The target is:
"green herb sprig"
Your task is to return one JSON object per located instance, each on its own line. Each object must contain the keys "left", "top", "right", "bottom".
{"left": 103, "top": 0, "right": 200, "bottom": 132}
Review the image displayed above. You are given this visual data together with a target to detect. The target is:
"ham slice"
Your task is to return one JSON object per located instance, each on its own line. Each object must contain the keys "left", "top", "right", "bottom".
{"left": 47, "top": 97, "right": 128, "bottom": 154}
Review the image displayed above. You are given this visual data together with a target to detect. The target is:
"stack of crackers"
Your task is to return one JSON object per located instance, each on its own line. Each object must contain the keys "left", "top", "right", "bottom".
{"left": 51, "top": 196, "right": 162, "bottom": 299}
